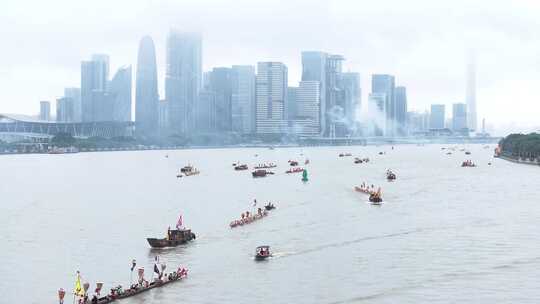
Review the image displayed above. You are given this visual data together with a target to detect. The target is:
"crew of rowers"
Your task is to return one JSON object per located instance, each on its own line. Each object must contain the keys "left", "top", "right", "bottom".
{"left": 369, "top": 188, "right": 383, "bottom": 203}
{"left": 255, "top": 162, "right": 276, "bottom": 168}
{"left": 386, "top": 169, "right": 396, "bottom": 179}
{"left": 357, "top": 182, "right": 377, "bottom": 194}
{"left": 354, "top": 157, "right": 370, "bottom": 163}
{"left": 462, "top": 160, "right": 476, "bottom": 167}
{"left": 83, "top": 267, "right": 188, "bottom": 304}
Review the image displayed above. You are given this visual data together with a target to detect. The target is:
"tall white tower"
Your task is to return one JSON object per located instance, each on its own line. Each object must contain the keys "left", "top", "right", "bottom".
{"left": 466, "top": 51, "right": 477, "bottom": 131}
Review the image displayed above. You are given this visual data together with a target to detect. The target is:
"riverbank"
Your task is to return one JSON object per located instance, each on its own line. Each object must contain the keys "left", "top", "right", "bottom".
{"left": 497, "top": 154, "right": 540, "bottom": 166}
{"left": 0, "top": 136, "right": 501, "bottom": 156}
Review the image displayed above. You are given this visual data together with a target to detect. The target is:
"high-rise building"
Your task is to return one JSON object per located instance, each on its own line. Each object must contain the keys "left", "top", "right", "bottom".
{"left": 408, "top": 111, "right": 430, "bottom": 134}
{"left": 81, "top": 54, "right": 109, "bottom": 122}
{"left": 92, "top": 91, "right": 114, "bottom": 121}
{"left": 466, "top": 52, "right": 477, "bottom": 131}
{"left": 231, "top": 65, "right": 255, "bottom": 134}
{"left": 301, "top": 51, "right": 327, "bottom": 135}
{"left": 91, "top": 54, "right": 110, "bottom": 91}
{"left": 56, "top": 97, "right": 75, "bottom": 122}
{"left": 64, "top": 88, "right": 81, "bottom": 122}
{"left": 286, "top": 87, "right": 298, "bottom": 120}
{"left": 430, "top": 104, "right": 446, "bottom": 129}
{"left": 452, "top": 103, "right": 468, "bottom": 131}
{"left": 39, "top": 101, "right": 51, "bottom": 121}
{"left": 135, "top": 36, "right": 159, "bottom": 135}
{"left": 372, "top": 74, "right": 396, "bottom": 136}
{"left": 196, "top": 90, "right": 217, "bottom": 133}
{"left": 368, "top": 93, "right": 386, "bottom": 136}
{"left": 394, "top": 86, "right": 408, "bottom": 136}
{"left": 255, "top": 62, "right": 288, "bottom": 134}
{"left": 165, "top": 31, "right": 202, "bottom": 135}
{"left": 296, "top": 81, "right": 320, "bottom": 134}
{"left": 158, "top": 100, "right": 169, "bottom": 132}
{"left": 337, "top": 72, "right": 361, "bottom": 136}
{"left": 208, "top": 67, "right": 233, "bottom": 132}
{"left": 110, "top": 66, "right": 132, "bottom": 122}
{"left": 325, "top": 55, "right": 345, "bottom": 137}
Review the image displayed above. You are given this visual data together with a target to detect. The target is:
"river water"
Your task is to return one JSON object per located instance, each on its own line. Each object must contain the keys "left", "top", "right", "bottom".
{"left": 1, "top": 144, "right": 539, "bottom": 303}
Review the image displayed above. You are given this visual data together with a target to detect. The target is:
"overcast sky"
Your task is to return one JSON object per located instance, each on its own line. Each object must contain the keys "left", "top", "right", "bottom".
{"left": 1, "top": 0, "right": 539, "bottom": 133}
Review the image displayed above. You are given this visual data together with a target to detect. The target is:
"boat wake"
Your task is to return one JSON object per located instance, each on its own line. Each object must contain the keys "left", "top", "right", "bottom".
{"left": 279, "top": 225, "right": 459, "bottom": 259}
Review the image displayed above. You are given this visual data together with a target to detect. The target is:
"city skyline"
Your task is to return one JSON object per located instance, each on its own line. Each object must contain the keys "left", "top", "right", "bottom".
{"left": 2, "top": 0, "right": 540, "bottom": 134}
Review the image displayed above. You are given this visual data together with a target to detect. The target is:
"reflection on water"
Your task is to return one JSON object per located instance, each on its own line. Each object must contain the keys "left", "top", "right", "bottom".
{"left": 0, "top": 144, "right": 540, "bottom": 303}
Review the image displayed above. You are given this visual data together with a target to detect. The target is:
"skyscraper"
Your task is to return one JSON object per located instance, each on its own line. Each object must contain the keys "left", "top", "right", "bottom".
{"left": 452, "top": 103, "right": 468, "bottom": 131}
{"left": 430, "top": 104, "right": 446, "bottom": 129}
{"left": 39, "top": 101, "right": 50, "bottom": 121}
{"left": 368, "top": 93, "right": 386, "bottom": 136}
{"left": 135, "top": 36, "right": 159, "bottom": 135}
{"left": 110, "top": 66, "right": 132, "bottom": 122}
{"left": 296, "top": 81, "right": 320, "bottom": 131}
{"left": 64, "top": 88, "right": 81, "bottom": 122}
{"left": 165, "top": 31, "right": 202, "bottom": 135}
{"left": 208, "top": 67, "right": 233, "bottom": 132}
{"left": 372, "top": 74, "right": 396, "bottom": 136}
{"left": 301, "top": 51, "right": 327, "bottom": 135}
{"left": 325, "top": 54, "right": 345, "bottom": 137}
{"left": 81, "top": 54, "right": 109, "bottom": 122}
{"left": 255, "top": 62, "right": 288, "bottom": 134}
{"left": 56, "top": 97, "right": 74, "bottom": 122}
{"left": 158, "top": 100, "right": 169, "bottom": 132}
{"left": 394, "top": 86, "right": 408, "bottom": 136}
{"left": 286, "top": 87, "right": 298, "bottom": 120}
{"left": 196, "top": 90, "right": 217, "bottom": 132}
{"left": 466, "top": 51, "right": 477, "bottom": 131}
{"left": 231, "top": 65, "right": 255, "bottom": 134}
{"left": 338, "top": 72, "right": 361, "bottom": 136}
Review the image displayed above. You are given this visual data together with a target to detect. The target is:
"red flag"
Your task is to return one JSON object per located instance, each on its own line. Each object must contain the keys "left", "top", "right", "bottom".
{"left": 176, "top": 215, "right": 183, "bottom": 229}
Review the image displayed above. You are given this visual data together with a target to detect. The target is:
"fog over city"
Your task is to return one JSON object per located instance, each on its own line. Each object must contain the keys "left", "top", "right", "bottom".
{"left": 2, "top": 0, "right": 540, "bottom": 134}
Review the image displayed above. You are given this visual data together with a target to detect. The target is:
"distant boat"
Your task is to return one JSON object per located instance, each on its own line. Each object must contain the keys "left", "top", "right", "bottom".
{"left": 49, "top": 146, "right": 79, "bottom": 154}
{"left": 147, "top": 228, "right": 196, "bottom": 248}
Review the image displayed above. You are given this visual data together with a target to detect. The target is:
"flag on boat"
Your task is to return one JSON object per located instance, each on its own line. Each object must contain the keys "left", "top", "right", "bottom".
{"left": 176, "top": 214, "right": 183, "bottom": 229}
{"left": 131, "top": 259, "right": 137, "bottom": 271}
{"left": 74, "top": 271, "right": 84, "bottom": 297}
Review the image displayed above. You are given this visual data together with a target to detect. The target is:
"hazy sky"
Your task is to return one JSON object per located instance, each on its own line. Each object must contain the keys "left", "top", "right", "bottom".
{"left": 1, "top": 0, "right": 539, "bottom": 131}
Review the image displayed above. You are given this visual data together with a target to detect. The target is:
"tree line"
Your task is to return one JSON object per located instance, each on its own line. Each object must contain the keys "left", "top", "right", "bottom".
{"left": 499, "top": 133, "right": 540, "bottom": 159}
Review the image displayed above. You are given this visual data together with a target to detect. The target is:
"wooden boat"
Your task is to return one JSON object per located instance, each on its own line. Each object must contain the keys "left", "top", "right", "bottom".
{"left": 88, "top": 268, "right": 188, "bottom": 304}
{"left": 254, "top": 164, "right": 277, "bottom": 169}
{"left": 386, "top": 172, "right": 397, "bottom": 181}
{"left": 369, "top": 193, "right": 383, "bottom": 203}
{"left": 354, "top": 157, "right": 369, "bottom": 164}
{"left": 230, "top": 210, "right": 269, "bottom": 228}
{"left": 234, "top": 164, "right": 248, "bottom": 171}
{"left": 339, "top": 153, "right": 352, "bottom": 157}
{"left": 288, "top": 160, "right": 299, "bottom": 166}
{"left": 147, "top": 229, "right": 196, "bottom": 248}
{"left": 461, "top": 161, "right": 476, "bottom": 167}
{"left": 255, "top": 246, "right": 272, "bottom": 260}
{"left": 354, "top": 186, "right": 373, "bottom": 194}
{"left": 264, "top": 203, "right": 276, "bottom": 211}
{"left": 180, "top": 165, "right": 200, "bottom": 176}
{"left": 252, "top": 169, "right": 274, "bottom": 178}
{"left": 465, "top": 151, "right": 471, "bottom": 155}
{"left": 286, "top": 167, "right": 304, "bottom": 174}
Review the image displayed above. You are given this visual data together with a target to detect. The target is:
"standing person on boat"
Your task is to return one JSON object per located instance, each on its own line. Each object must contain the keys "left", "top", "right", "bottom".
{"left": 253, "top": 199, "right": 257, "bottom": 206}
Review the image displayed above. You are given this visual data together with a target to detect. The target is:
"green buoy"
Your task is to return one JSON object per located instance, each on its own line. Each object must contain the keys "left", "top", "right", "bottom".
{"left": 302, "top": 169, "right": 308, "bottom": 182}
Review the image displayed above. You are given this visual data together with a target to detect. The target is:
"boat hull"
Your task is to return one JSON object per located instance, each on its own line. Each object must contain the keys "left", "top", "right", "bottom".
{"left": 147, "top": 230, "right": 196, "bottom": 248}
